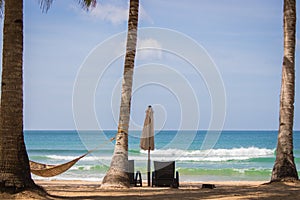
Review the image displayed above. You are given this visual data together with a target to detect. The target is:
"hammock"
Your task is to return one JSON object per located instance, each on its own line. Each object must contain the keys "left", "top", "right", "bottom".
{"left": 29, "top": 137, "right": 115, "bottom": 177}
{"left": 29, "top": 152, "right": 89, "bottom": 177}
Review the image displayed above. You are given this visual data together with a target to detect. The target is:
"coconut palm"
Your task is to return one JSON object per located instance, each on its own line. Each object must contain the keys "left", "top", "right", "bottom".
{"left": 102, "top": 0, "right": 139, "bottom": 188}
{"left": 0, "top": 0, "right": 38, "bottom": 193}
{"left": 38, "top": 0, "right": 97, "bottom": 12}
{"left": 0, "top": 0, "right": 96, "bottom": 193}
{"left": 271, "top": 0, "right": 298, "bottom": 182}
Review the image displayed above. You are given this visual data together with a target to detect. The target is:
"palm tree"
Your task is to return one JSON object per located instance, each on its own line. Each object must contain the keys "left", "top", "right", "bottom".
{"left": 101, "top": 0, "right": 139, "bottom": 188}
{"left": 271, "top": 0, "right": 298, "bottom": 182}
{"left": 0, "top": 0, "right": 39, "bottom": 193}
{"left": 38, "top": 0, "right": 97, "bottom": 12}
{"left": 0, "top": 0, "right": 96, "bottom": 193}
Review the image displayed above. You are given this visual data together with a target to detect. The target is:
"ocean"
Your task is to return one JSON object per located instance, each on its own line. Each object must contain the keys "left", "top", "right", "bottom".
{"left": 24, "top": 130, "right": 300, "bottom": 182}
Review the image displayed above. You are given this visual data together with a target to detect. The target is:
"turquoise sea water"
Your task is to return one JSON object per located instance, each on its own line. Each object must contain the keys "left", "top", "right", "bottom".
{"left": 24, "top": 130, "right": 300, "bottom": 182}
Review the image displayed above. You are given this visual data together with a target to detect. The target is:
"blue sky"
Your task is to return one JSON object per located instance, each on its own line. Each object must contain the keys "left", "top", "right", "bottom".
{"left": 1, "top": 0, "right": 299, "bottom": 130}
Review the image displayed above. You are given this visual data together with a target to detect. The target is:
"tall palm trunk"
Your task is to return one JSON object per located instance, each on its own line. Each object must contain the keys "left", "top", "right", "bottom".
{"left": 102, "top": 0, "right": 139, "bottom": 188}
{"left": 0, "top": 0, "right": 37, "bottom": 192}
{"left": 271, "top": 0, "right": 298, "bottom": 182}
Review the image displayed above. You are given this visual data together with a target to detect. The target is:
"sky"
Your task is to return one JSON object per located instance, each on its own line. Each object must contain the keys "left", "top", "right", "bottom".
{"left": 1, "top": 0, "right": 299, "bottom": 130}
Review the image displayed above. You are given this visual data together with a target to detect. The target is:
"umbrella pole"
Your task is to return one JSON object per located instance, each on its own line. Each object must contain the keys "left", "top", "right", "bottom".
{"left": 148, "top": 148, "right": 151, "bottom": 186}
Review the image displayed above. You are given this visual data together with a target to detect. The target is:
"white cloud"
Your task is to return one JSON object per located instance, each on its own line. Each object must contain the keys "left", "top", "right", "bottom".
{"left": 70, "top": 3, "right": 129, "bottom": 25}
{"left": 139, "top": 5, "right": 153, "bottom": 24}
{"left": 89, "top": 4, "right": 129, "bottom": 25}
{"left": 137, "top": 38, "right": 162, "bottom": 60}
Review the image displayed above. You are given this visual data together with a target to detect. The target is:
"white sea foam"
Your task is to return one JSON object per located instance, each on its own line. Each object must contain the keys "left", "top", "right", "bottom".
{"left": 140, "top": 147, "right": 275, "bottom": 161}
{"left": 43, "top": 147, "right": 274, "bottom": 163}
{"left": 46, "top": 155, "right": 112, "bottom": 161}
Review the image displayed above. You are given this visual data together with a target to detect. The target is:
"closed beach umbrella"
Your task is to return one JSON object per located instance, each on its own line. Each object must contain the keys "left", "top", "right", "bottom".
{"left": 140, "top": 105, "right": 154, "bottom": 186}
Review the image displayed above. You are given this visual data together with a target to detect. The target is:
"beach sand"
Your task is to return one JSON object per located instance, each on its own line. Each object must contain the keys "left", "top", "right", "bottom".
{"left": 1, "top": 180, "right": 300, "bottom": 200}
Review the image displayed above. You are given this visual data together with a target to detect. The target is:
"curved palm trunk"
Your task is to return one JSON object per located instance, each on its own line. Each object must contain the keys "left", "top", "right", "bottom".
{"left": 102, "top": 0, "right": 139, "bottom": 188}
{"left": 271, "top": 0, "right": 298, "bottom": 182}
{"left": 0, "top": 0, "right": 38, "bottom": 192}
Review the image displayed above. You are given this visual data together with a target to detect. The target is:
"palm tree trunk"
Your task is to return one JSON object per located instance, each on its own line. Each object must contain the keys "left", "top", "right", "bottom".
{"left": 0, "top": 0, "right": 38, "bottom": 192}
{"left": 102, "top": 0, "right": 139, "bottom": 188}
{"left": 271, "top": 0, "right": 298, "bottom": 182}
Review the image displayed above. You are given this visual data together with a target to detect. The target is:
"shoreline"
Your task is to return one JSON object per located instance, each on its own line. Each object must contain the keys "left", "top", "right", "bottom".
{"left": 2, "top": 179, "right": 298, "bottom": 200}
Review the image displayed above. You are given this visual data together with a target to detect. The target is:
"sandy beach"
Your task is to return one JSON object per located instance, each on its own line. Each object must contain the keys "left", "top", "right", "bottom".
{"left": 1, "top": 180, "right": 299, "bottom": 200}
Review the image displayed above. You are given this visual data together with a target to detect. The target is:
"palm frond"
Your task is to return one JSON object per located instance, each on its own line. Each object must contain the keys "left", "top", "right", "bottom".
{"left": 77, "top": 0, "right": 97, "bottom": 11}
{"left": 38, "top": 0, "right": 54, "bottom": 13}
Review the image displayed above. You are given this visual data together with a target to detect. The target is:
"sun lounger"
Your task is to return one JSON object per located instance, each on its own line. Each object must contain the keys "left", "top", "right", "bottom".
{"left": 152, "top": 161, "right": 179, "bottom": 188}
